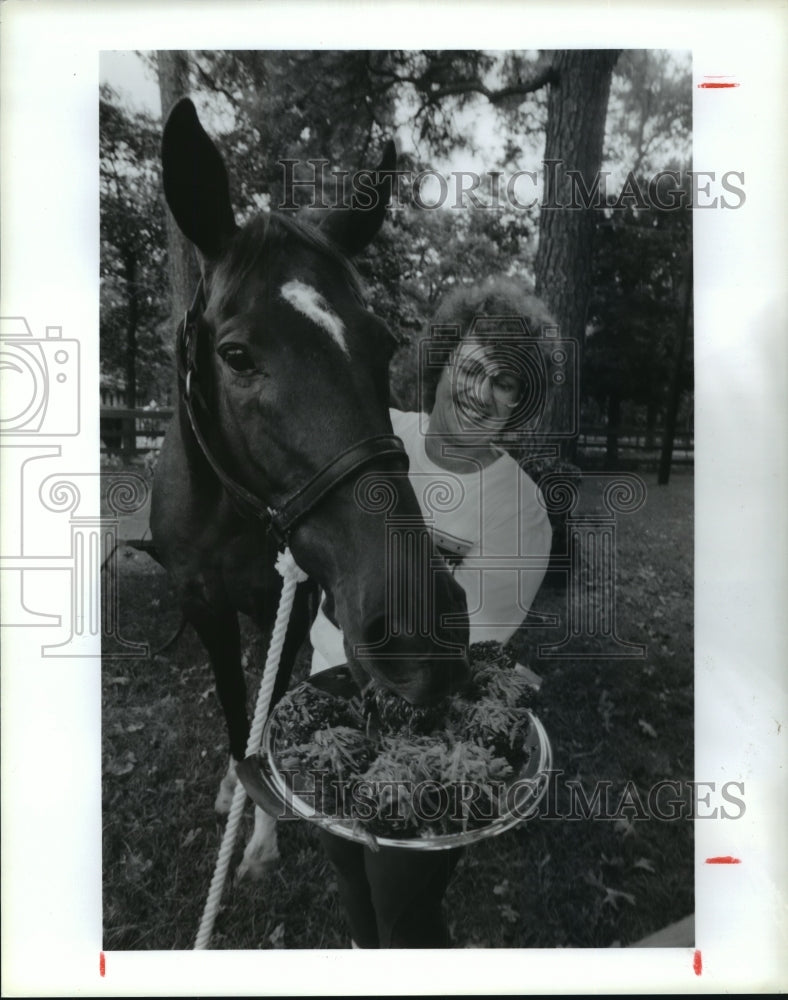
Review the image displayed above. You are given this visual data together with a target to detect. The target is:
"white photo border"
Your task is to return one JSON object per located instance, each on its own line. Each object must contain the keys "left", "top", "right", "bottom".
{"left": 1, "top": 0, "right": 787, "bottom": 995}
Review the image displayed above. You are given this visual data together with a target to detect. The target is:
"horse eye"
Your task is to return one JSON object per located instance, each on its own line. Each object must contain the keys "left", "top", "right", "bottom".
{"left": 219, "top": 345, "right": 256, "bottom": 374}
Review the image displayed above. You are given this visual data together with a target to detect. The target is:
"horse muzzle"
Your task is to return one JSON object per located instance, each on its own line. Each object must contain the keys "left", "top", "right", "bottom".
{"left": 347, "top": 612, "right": 470, "bottom": 706}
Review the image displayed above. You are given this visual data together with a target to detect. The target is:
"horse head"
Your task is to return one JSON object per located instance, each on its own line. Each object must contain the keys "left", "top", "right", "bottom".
{"left": 160, "top": 98, "right": 469, "bottom": 705}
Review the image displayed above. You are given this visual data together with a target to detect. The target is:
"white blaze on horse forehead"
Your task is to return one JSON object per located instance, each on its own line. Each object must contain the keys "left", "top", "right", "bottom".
{"left": 279, "top": 279, "right": 349, "bottom": 357}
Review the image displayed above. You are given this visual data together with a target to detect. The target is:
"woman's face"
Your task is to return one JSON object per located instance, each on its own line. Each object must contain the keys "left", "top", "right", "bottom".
{"left": 430, "top": 340, "right": 523, "bottom": 444}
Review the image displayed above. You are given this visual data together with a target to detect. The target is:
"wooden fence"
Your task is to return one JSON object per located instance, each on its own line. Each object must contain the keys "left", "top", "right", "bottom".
{"left": 577, "top": 425, "right": 694, "bottom": 460}
{"left": 100, "top": 407, "right": 173, "bottom": 456}
{"left": 101, "top": 409, "right": 694, "bottom": 467}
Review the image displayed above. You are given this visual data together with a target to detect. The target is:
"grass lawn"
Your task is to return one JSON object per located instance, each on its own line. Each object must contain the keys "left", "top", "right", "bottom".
{"left": 102, "top": 468, "right": 693, "bottom": 950}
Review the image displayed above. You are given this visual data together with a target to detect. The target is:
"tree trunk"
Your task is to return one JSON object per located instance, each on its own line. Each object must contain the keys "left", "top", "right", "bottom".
{"left": 645, "top": 398, "right": 658, "bottom": 450}
{"left": 605, "top": 391, "right": 621, "bottom": 469}
{"left": 123, "top": 255, "right": 139, "bottom": 460}
{"left": 534, "top": 50, "right": 621, "bottom": 460}
{"left": 658, "top": 252, "right": 693, "bottom": 485}
{"left": 157, "top": 50, "right": 201, "bottom": 329}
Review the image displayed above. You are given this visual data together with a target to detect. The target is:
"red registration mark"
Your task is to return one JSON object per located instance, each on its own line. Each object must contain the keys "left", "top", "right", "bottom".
{"left": 698, "top": 76, "right": 739, "bottom": 89}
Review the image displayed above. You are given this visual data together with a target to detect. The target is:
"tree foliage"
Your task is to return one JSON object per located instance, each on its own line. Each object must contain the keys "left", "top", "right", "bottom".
{"left": 100, "top": 49, "right": 692, "bottom": 464}
{"left": 100, "top": 85, "right": 171, "bottom": 404}
{"left": 604, "top": 50, "right": 692, "bottom": 178}
{"left": 586, "top": 191, "right": 692, "bottom": 428}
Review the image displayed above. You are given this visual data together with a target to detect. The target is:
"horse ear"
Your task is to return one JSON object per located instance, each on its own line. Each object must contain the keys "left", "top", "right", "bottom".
{"left": 161, "top": 97, "right": 238, "bottom": 260}
{"left": 320, "top": 139, "right": 397, "bottom": 256}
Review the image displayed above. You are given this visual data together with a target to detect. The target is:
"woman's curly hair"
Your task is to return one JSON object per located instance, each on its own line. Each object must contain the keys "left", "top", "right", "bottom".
{"left": 419, "top": 276, "right": 558, "bottom": 419}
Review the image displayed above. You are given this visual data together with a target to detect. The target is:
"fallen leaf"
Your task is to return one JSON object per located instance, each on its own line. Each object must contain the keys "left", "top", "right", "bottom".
{"left": 633, "top": 857, "right": 656, "bottom": 873}
{"left": 613, "top": 817, "right": 637, "bottom": 839}
{"left": 583, "top": 870, "right": 604, "bottom": 890}
{"left": 106, "top": 752, "right": 136, "bottom": 776}
{"left": 638, "top": 719, "right": 658, "bottom": 739}
{"left": 122, "top": 850, "right": 152, "bottom": 876}
{"left": 598, "top": 690, "right": 615, "bottom": 732}
{"left": 269, "top": 922, "right": 286, "bottom": 948}
{"left": 603, "top": 888, "right": 636, "bottom": 909}
{"left": 181, "top": 828, "right": 202, "bottom": 848}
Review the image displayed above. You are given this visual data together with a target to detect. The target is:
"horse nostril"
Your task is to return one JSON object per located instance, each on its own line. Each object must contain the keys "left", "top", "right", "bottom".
{"left": 352, "top": 612, "right": 469, "bottom": 706}
{"left": 358, "top": 613, "right": 452, "bottom": 662}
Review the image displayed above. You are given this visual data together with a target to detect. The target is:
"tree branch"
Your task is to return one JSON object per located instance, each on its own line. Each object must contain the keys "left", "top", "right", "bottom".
{"left": 367, "top": 55, "right": 558, "bottom": 107}
{"left": 191, "top": 58, "right": 239, "bottom": 108}
{"left": 425, "top": 64, "right": 558, "bottom": 105}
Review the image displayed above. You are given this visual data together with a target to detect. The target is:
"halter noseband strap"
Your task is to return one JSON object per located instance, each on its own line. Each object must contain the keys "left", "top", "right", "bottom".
{"left": 176, "top": 278, "right": 407, "bottom": 547}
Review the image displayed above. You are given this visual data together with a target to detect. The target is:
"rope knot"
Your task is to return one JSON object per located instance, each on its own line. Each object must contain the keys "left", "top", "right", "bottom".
{"left": 276, "top": 547, "right": 309, "bottom": 584}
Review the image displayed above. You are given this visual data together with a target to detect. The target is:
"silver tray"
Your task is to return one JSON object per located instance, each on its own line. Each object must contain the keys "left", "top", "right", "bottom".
{"left": 237, "top": 665, "right": 553, "bottom": 851}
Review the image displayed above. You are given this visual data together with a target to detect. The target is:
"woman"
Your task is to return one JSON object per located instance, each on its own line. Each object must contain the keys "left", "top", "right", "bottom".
{"left": 311, "top": 278, "right": 555, "bottom": 948}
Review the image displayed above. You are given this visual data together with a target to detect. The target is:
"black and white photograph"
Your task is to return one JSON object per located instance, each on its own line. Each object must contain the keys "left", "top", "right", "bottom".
{"left": 2, "top": 2, "right": 786, "bottom": 996}
{"left": 99, "top": 47, "right": 697, "bottom": 953}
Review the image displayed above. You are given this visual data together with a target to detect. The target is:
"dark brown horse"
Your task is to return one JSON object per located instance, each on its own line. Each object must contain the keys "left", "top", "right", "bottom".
{"left": 151, "top": 100, "right": 469, "bottom": 875}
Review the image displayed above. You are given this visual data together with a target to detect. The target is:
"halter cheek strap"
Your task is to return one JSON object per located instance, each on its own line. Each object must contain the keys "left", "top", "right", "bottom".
{"left": 176, "top": 278, "right": 408, "bottom": 546}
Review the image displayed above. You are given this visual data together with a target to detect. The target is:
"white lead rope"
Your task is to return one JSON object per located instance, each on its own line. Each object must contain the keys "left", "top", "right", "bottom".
{"left": 194, "top": 548, "right": 308, "bottom": 950}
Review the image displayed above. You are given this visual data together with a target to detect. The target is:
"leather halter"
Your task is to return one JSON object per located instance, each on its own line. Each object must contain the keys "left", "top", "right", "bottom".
{"left": 176, "top": 278, "right": 408, "bottom": 547}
